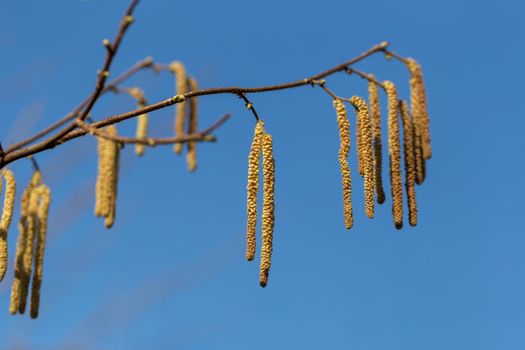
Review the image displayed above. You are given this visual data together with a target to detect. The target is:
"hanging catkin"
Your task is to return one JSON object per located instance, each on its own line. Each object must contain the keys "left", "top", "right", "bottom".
{"left": 368, "top": 78, "right": 385, "bottom": 204}
{"left": 246, "top": 120, "right": 265, "bottom": 261}
{"left": 130, "top": 87, "right": 148, "bottom": 156}
{"left": 260, "top": 133, "right": 275, "bottom": 288}
{"left": 170, "top": 61, "right": 187, "bottom": 154}
{"left": 406, "top": 58, "right": 431, "bottom": 160}
{"left": 186, "top": 77, "right": 198, "bottom": 172}
{"left": 383, "top": 81, "right": 403, "bottom": 229}
{"left": 350, "top": 96, "right": 375, "bottom": 219}
{"left": 0, "top": 169, "right": 16, "bottom": 281}
{"left": 333, "top": 99, "right": 353, "bottom": 229}
{"left": 356, "top": 108, "right": 364, "bottom": 177}
{"left": 399, "top": 101, "right": 418, "bottom": 226}
{"left": 413, "top": 121, "right": 426, "bottom": 184}
{"left": 17, "top": 172, "right": 42, "bottom": 314}
{"left": 104, "top": 126, "right": 120, "bottom": 228}
{"left": 9, "top": 174, "right": 36, "bottom": 314}
{"left": 30, "top": 185, "right": 51, "bottom": 319}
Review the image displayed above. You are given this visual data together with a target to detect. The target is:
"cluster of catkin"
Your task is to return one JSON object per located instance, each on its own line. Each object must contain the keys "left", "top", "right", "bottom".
{"left": 245, "top": 120, "right": 275, "bottom": 287}
{"left": 170, "top": 61, "right": 199, "bottom": 172}
{"left": 9, "top": 170, "right": 51, "bottom": 319}
{"left": 95, "top": 126, "right": 120, "bottom": 228}
{"left": 332, "top": 73, "right": 430, "bottom": 229}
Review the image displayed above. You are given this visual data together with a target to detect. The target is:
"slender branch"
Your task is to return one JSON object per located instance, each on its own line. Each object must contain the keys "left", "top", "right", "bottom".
{"left": 382, "top": 48, "right": 408, "bottom": 64}
{"left": 73, "top": 113, "right": 229, "bottom": 145}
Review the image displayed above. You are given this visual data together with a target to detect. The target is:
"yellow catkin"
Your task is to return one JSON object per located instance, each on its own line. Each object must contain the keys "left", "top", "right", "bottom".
{"left": 350, "top": 96, "right": 375, "bottom": 219}
{"left": 9, "top": 180, "right": 32, "bottom": 314}
{"left": 170, "top": 61, "right": 187, "bottom": 154}
{"left": 246, "top": 120, "right": 265, "bottom": 261}
{"left": 356, "top": 106, "right": 364, "bottom": 177}
{"left": 333, "top": 99, "right": 353, "bottom": 229}
{"left": 368, "top": 78, "right": 385, "bottom": 204}
{"left": 383, "top": 81, "right": 403, "bottom": 229}
{"left": 18, "top": 177, "right": 42, "bottom": 314}
{"left": 260, "top": 133, "right": 275, "bottom": 288}
{"left": 406, "top": 58, "right": 431, "bottom": 160}
{"left": 130, "top": 87, "right": 148, "bottom": 157}
{"left": 413, "top": 122, "right": 426, "bottom": 184}
{"left": 186, "top": 77, "right": 198, "bottom": 172}
{"left": 30, "top": 185, "right": 50, "bottom": 319}
{"left": 399, "top": 101, "right": 418, "bottom": 226}
{"left": 95, "top": 135, "right": 109, "bottom": 217}
{"left": 0, "top": 169, "right": 16, "bottom": 281}
{"left": 104, "top": 126, "right": 119, "bottom": 228}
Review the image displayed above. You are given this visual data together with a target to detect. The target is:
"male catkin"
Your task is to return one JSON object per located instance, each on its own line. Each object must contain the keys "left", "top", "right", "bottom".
{"left": 350, "top": 96, "right": 375, "bottom": 219}
{"left": 129, "top": 87, "right": 148, "bottom": 156}
{"left": 246, "top": 120, "right": 265, "bottom": 261}
{"left": 9, "top": 176, "right": 35, "bottom": 314}
{"left": 0, "top": 169, "right": 16, "bottom": 281}
{"left": 260, "top": 133, "right": 275, "bottom": 288}
{"left": 413, "top": 122, "right": 426, "bottom": 184}
{"left": 333, "top": 99, "right": 353, "bottom": 229}
{"left": 170, "top": 61, "right": 187, "bottom": 154}
{"left": 95, "top": 135, "right": 109, "bottom": 217}
{"left": 30, "top": 185, "right": 51, "bottom": 319}
{"left": 383, "top": 81, "right": 403, "bottom": 229}
{"left": 18, "top": 176, "right": 42, "bottom": 314}
{"left": 406, "top": 58, "right": 431, "bottom": 160}
{"left": 104, "top": 126, "right": 120, "bottom": 229}
{"left": 186, "top": 77, "right": 198, "bottom": 172}
{"left": 399, "top": 101, "right": 418, "bottom": 226}
{"left": 368, "top": 78, "right": 385, "bottom": 204}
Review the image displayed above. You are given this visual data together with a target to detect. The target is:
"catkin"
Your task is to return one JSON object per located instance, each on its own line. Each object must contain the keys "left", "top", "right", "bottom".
{"left": 0, "top": 169, "right": 16, "bottom": 281}
{"left": 406, "top": 58, "right": 431, "bottom": 160}
{"left": 368, "top": 78, "right": 385, "bottom": 204}
{"left": 356, "top": 106, "right": 364, "bottom": 177}
{"left": 383, "top": 81, "right": 403, "bottom": 229}
{"left": 95, "top": 135, "right": 109, "bottom": 217}
{"left": 104, "top": 126, "right": 120, "bottom": 229}
{"left": 18, "top": 174, "right": 42, "bottom": 314}
{"left": 413, "top": 121, "right": 426, "bottom": 184}
{"left": 30, "top": 185, "right": 51, "bottom": 319}
{"left": 9, "top": 175, "right": 35, "bottom": 314}
{"left": 170, "top": 61, "right": 187, "bottom": 154}
{"left": 350, "top": 96, "right": 375, "bottom": 219}
{"left": 186, "top": 77, "right": 198, "bottom": 172}
{"left": 246, "top": 120, "right": 265, "bottom": 261}
{"left": 399, "top": 101, "right": 418, "bottom": 226}
{"left": 333, "top": 99, "right": 353, "bottom": 229}
{"left": 260, "top": 133, "right": 275, "bottom": 288}
{"left": 130, "top": 87, "right": 148, "bottom": 156}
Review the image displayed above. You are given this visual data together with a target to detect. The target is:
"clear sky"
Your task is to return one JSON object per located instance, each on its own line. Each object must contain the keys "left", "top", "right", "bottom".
{"left": 1, "top": 0, "right": 524, "bottom": 349}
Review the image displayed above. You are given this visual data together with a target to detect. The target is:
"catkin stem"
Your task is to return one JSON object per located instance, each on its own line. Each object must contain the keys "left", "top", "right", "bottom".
{"left": 333, "top": 99, "right": 353, "bottom": 229}
{"left": 399, "top": 101, "right": 418, "bottom": 226}
{"left": 186, "top": 77, "right": 198, "bottom": 172}
{"left": 368, "top": 78, "right": 385, "bottom": 204}
{"left": 246, "top": 120, "right": 265, "bottom": 261}
{"left": 260, "top": 133, "right": 275, "bottom": 287}
{"left": 350, "top": 96, "right": 375, "bottom": 219}
{"left": 170, "top": 61, "right": 187, "bottom": 154}
{"left": 383, "top": 81, "right": 403, "bottom": 229}
{"left": 30, "top": 185, "right": 51, "bottom": 319}
{"left": 0, "top": 169, "right": 16, "bottom": 281}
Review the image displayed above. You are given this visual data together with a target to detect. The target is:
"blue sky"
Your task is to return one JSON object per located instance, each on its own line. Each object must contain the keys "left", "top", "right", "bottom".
{"left": 1, "top": 0, "right": 524, "bottom": 349}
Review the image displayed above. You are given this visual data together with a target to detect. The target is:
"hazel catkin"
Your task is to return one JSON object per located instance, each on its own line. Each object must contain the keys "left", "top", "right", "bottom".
{"left": 30, "top": 185, "right": 51, "bottom": 319}
{"left": 246, "top": 120, "right": 265, "bottom": 261}
{"left": 383, "top": 81, "right": 403, "bottom": 229}
{"left": 129, "top": 87, "right": 148, "bottom": 156}
{"left": 104, "top": 126, "right": 120, "bottom": 229}
{"left": 350, "top": 96, "right": 375, "bottom": 219}
{"left": 0, "top": 169, "right": 16, "bottom": 281}
{"left": 368, "top": 78, "right": 385, "bottom": 204}
{"left": 186, "top": 77, "right": 198, "bottom": 172}
{"left": 399, "top": 100, "right": 418, "bottom": 226}
{"left": 260, "top": 133, "right": 275, "bottom": 288}
{"left": 333, "top": 99, "right": 353, "bottom": 229}
{"left": 170, "top": 61, "right": 187, "bottom": 154}
{"left": 406, "top": 58, "right": 431, "bottom": 160}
